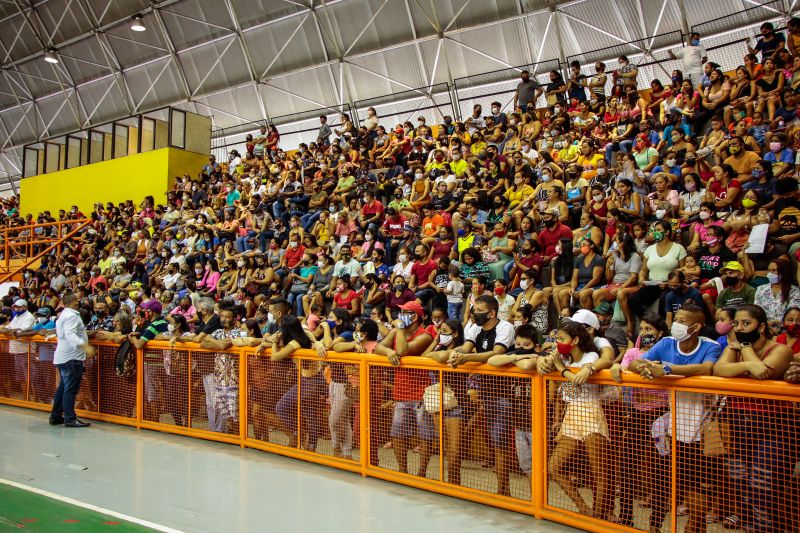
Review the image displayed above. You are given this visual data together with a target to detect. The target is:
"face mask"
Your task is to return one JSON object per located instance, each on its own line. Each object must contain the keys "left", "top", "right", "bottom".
{"left": 725, "top": 275, "right": 740, "bottom": 286}
{"left": 514, "top": 178, "right": 524, "bottom": 185}
{"left": 767, "top": 272, "right": 781, "bottom": 284}
{"left": 473, "top": 311, "right": 490, "bottom": 326}
{"left": 596, "top": 168, "right": 606, "bottom": 176}
{"left": 457, "top": 229, "right": 466, "bottom": 237}
{"left": 742, "top": 198, "right": 757, "bottom": 209}
{"left": 706, "top": 237, "right": 719, "bottom": 247}
{"left": 544, "top": 218, "right": 556, "bottom": 228}
{"left": 394, "top": 283, "right": 407, "bottom": 292}
{"left": 398, "top": 313, "right": 415, "bottom": 328}
{"left": 639, "top": 333, "right": 657, "bottom": 348}
{"left": 237, "top": 261, "right": 246, "bottom": 268}
{"left": 655, "top": 209, "right": 667, "bottom": 220}
{"left": 556, "top": 342, "right": 573, "bottom": 355}
{"left": 438, "top": 333, "right": 453, "bottom": 346}
{"left": 665, "top": 159, "right": 676, "bottom": 168}
{"left": 785, "top": 323, "right": 800, "bottom": 337}
{"left": 770, "top": 142, "right": 782, "bottom": 152}
{"left": 398, "top": 254, "right": 408, "bottom": 262}
{"left": 671, "top": 321, "right": 693, "bottom": 342}
{"left": 735, "top": 328, "right": 761, "bottom": 344}
{"left": 652, "top": 231, "right": 664, "bottom": 242}
{"left": 493, "top": 287, "right": 504, "bottom": 296}
{"left": 698, "top": 211, "right": 711, "bottom": 220}
{"left": 752, "top": 169, "right": 764, "bottom": 179}
{"left": 37, "top": 316, "right": 48, "bottom": 324}
{"left": 553, "top": 107, "right": 561, "bottom": 114}
{"left": 520, "top": 279, "right": 531, "bottom": 290}
{"left": 491, "top": 107, "right": 500, "bottom": 114}
{"left": 691, "top": 39, "right": 700, "bottom": 46}
{"left": 715, "top": 321, "right": 733, "bottom": 335}
{"left": 167, "top": 323, "right": 175, "bottom": 333}
{"left": 541, "top": 174, "right": 551, "bottom": 182}
{"left": 685, "top": 181, "right": 696, "bottom": 192}
{"left": 729, "top": 146, "right": 741, "bottom": 155}
{"left": 289, "top": 242, "right": 299, "bottom": 248}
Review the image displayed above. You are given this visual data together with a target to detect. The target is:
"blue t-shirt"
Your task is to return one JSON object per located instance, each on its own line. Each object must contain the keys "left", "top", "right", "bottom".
{"left": 643, "top": 336, "right": 721, "bottom": 366}
{"left": 664, "top": 286, "right": 702, "bottom": 314}
{"left": 764, "top": 148, "right": 794, "bottom": 165}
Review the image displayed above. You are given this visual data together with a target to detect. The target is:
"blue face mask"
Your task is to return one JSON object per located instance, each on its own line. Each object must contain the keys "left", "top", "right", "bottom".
{"left": 457, "top": 229, "right": 466, "bottom": 237}
{"left": 690, "top": 39, "right": 700, "bottom": 46}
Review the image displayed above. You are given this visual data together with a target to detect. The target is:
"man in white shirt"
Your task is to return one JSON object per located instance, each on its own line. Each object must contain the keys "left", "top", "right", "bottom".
{"left": 669, "top": 32, "right": 707, "bottom": 86}
{"left": 50, "top": 292, "right": 94, "bottom": 427}
{"left": 0, "top": 299, "right": 35, "bottom": 398}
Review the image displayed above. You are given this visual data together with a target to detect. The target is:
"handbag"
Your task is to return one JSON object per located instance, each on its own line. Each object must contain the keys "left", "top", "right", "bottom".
{"left": 423, "top": 383, "right": 458, "bottom": 413}
{"left": 701, "top": 396, "right": 731, "bottom": 457}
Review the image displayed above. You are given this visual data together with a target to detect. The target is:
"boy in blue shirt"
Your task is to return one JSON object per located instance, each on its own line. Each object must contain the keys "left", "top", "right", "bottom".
{"left": 628, "top": 304, "right": 721, "bottom": 532}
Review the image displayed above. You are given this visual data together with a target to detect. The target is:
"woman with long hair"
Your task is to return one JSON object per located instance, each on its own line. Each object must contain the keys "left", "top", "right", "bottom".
{"left": 592, "top": 231, "right": 641, "bottom": 308}
{"left": 713, "top": 304, "right": 793, "bottom": 531}
{"left": 754, "top": 258, "right": 800, "bottom": 328}
{"left": 273, "top": 315, "right": 324, "bottom": 451}
{"left": 539, "top": 321, "right": 610, "bottom": 520}
{"left": 550, "top": 237, "right": 575, "bottom": 314}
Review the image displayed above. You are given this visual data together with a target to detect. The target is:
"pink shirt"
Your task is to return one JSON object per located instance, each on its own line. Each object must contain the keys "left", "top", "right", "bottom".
{"left": 621, "top": 345, "right": 668, "bottom": 411}
{"left": 691, "top": 219, "right": 723, "bottom": 247}
{"left": 198, "top": 271, "right": 221, "bottom": 292}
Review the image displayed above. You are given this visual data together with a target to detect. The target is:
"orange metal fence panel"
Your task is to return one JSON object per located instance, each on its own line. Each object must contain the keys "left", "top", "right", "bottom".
{"left": 1, "top": 335, "right": 799, "bottom": 533}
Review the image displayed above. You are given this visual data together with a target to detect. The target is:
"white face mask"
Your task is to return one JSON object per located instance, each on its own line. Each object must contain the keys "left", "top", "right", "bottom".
{"left": 596, "top": 168, "right": 606, "bottom": 176}
{"left": 541, "top": 174, "right": 551, "bottom": 182}
{"left": 520, "top": 279, "right": 531, "bottom": 290}
{"left": 167, "top": 324, "right": 175, "bottom": 333}
{"left": 398, "top": 254, "right": 408, "bottom": 262}
{"left": 665, "top": 159, "right": 676, "bottom": 168}
{"left": 289, "top": 241, "right": 299, "bottom": 248}
{"left": 698, "top": 211, "right": 711, "bottom": 220}
{"left": 37, "top": 316, "right": 48, "bottom": 324}
{"left": 655, "top": 209, "right": 667, "bottom": 219}
{"left": 364, "top": 234, "right": 373, "bottom": 241}
{"left": 415, "top": 172, "right": 424, "bottom": 179}
{"left": 317, "top": 259, "right": 325, "bottom": 268}
{"left": 237, "top": 261, "right": 246, "bottom": 268}
{"left": 671, "top": 321, "right": 693, "bottom": 342}
{"left": 439, "top": 333, "right": 453, "bottom": 345}
{"left": 513, "top": 320, "right": 523, "bottom": 328}
{"left": 593, "top": 194, "right": 604, "bottom": 202}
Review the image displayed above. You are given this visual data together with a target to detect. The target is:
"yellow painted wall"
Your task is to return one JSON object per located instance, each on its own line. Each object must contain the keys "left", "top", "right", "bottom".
{"left": 19, "top": 148, "right": 208, "bottom": 217}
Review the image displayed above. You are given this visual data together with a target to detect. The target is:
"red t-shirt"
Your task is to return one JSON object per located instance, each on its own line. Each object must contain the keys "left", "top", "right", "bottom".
{"left": 708, "top": 178, "right": 741, "bottom": 209}
{"left": 393, "top": 326, "right": 433, "bottom": 401}
{"left": 431, "top": 239, "right": 454, "bottom": 261}
{"left": 382, "top": 215, "right": 407, "bottom": 236}
{"left": 776, "top": 332, "right": 800, "bottom": 354}
{"left": 411, "top": 260, "right": 437, "bottom": 286}
{"left": 538, "top": 223, "right": 574, "bottom": 261}
{"left": 334, "top": 289, "right": 359, "bottom": 311}
{"left": 283, "top": 244, "right": 306, "bottom": 269}
{"left": 362, "top": 200, "right": 384, "bottom": 221}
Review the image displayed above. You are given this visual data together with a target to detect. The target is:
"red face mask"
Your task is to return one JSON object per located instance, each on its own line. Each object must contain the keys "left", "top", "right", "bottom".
{"left": 786, "top": 323, "right": 800, "bottom": 337}
{"left": 556, "top": 342, "right": 573, "bottom": 355}
{"left": 494, "top": 287, "right": 504, "bottom": 296}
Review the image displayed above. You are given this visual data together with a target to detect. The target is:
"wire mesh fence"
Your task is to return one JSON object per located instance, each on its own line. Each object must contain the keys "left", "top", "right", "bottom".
{"left": 691, "top": 0, "right": 788, "bottom": 38}
{"left": 354, "top": 84, "right": 455, "bottom": 131}
{"left": 2, "top": 339, "right": 799, "bottom": 533}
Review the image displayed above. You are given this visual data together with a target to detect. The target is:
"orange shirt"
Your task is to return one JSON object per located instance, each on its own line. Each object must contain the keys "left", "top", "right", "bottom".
{"left": 421, "top": 213, "right": 444, "bottom": 237}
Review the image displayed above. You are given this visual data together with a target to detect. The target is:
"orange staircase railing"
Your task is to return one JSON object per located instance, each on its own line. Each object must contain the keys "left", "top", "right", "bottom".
{"left": 0, "top": 219, "right": 91, "bottom": 282}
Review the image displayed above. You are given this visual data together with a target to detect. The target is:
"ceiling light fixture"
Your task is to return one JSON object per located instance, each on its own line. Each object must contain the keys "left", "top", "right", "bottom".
{"left": 43, "top": 48, "right": 58, "bottom": 64}
{"left": 131, "top": 14, "right": 146, "bottom": 32}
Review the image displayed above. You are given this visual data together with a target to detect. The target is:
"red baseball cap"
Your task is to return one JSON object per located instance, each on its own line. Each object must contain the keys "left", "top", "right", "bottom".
{"left": 398, "top": 300, "right": 424, "bottom": 318}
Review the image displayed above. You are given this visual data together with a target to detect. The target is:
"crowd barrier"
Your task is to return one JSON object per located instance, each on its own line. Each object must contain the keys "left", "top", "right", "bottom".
{"left": 1, "top": 334, "right": 798, "bottom": 533}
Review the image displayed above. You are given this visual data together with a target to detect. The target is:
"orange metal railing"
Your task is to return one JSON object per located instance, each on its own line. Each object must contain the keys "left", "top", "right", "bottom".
{"left": 1, "top": 335, "right": 798, "bottom": 533}
{"left": 0, "top": 219, "right": 91, "bottom": 281}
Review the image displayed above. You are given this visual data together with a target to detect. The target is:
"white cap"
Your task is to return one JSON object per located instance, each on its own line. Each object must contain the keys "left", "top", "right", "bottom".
{"left": 13, "top": 299, "right": 27, "bottom": 308}
{"left": 571, "top": 309, "right": 599, "bottom": 330}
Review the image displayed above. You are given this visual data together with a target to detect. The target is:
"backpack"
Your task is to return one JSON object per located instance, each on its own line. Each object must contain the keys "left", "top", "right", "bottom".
{"left": 115, "top": 339, "right": 135, "bottom": 377}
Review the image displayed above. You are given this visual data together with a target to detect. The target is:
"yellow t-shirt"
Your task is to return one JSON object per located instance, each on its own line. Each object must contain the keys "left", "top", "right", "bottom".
{"left": 505, "top": 185, "right": 534, "bottom": 207}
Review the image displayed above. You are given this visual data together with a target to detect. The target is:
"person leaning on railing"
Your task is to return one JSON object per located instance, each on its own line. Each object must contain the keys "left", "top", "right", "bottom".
{"left": 711, "top": 304, "right": 794, "bottom": 531}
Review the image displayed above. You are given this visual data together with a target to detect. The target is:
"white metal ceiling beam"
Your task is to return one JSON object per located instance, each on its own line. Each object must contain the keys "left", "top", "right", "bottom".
{"left": 81, "top": 80, "right": 115, "bottom": 126}
{"left": 151, "top": 5, "right": 193, "bottom": 102}
{"left": 647, "top": 0, "right": 670, "bottom": 51}
{"left": 191, "top": 36, "right": 236, "bottom": 97}
{"left": 0, "top": 102, "right": 34, "bottom": 150}
{"left": 260, "top": 14, "right": 310, "bottom": 78}
{"left": 159, "top": 8, "right": 237, "bottom": 35}
{"left": 446, "top": 36, "right": 518, "bottom": 70}
{"left": 134, "top": 59, "right": 172, "bottom": 111}
{"left": 343, "top": 0, "right": 390, "bottom": 56}
{"left": 38, "top": 90, "right": 72, "bottom": 139}
{"left": 443, "top": 0, "right": 472, "bottom": 33}
{"left": 262, "top": 81, "right": 328, "bottom": 109}
{"left": 221, "top": 0, "right": 269, "bottom": 121}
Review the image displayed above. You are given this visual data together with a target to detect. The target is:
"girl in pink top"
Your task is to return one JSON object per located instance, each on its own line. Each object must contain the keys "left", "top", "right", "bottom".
{"left": 609, "top": 311, "right": 670, "bottom": 527}
{"left": 197, "top": 259, "right": 221, "bottom": 295}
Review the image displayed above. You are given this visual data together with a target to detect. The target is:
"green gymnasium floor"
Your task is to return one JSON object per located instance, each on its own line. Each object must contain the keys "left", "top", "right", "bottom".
{"left": 0, "top": 483, "right": 155, "bottom": 533}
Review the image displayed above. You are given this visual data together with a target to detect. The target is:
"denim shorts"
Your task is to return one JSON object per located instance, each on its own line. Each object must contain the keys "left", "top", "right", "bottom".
{"left": 484, "top": 396, "right": 512, "bottom": 446}
{"left": 514, "top": 429, "right": 532, "bottom": 475}
{"left": 390, "top": 401, "right": 435, "bottom": 440}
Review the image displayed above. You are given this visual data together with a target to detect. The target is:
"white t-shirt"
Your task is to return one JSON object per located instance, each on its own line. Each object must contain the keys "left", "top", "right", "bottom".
{"left": 464, "top": 319, "right": 515, "bottom": 351}
{"left": 8, "top": 311, "right": 35, "bottom": 353}
{"left": 496, "top": 294, "right": 515, "bottom": 322}
{"left": 559, "top": 350, "right": 600, "bottom": 402}
{"left": 392, "top": 261, "right": 414, "bottom": 282}
{"left": 673, "top": 45, "right": 706, "bottom": 78}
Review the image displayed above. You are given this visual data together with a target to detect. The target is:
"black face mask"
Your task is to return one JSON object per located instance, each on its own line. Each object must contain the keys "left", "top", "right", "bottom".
{"left": 473, "top": 311, "right": 490, "bottom": 326}
{"left": 543, "top": 219, "right": 556, "bottom": 228}
{"left": 639, "top": 333, "right": 657, "bottom": 347}
{"left": 514, "top": 347, "right": 537, "bottom": 355}
{"left": 735, "top": 328, "right": 761, "bottom": 344}
{"left": 725, "top": 275, "right": 740, "bottom": 287}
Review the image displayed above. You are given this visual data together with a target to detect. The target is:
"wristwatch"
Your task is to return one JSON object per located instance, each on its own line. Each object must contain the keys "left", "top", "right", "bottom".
{"left": 662, "top": 363, "right": 672, "bottom": 376}
{"left": 740, "top": 342, "right": 752, "bottom": 348}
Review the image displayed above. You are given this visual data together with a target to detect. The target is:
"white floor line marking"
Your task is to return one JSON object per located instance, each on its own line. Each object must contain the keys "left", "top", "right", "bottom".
{"left": 0, "top": 478, "right": 184, "bottom": 533}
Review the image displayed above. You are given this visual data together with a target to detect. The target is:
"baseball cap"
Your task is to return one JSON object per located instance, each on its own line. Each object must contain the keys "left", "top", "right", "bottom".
{"left": 593, "top": 301, "right": 612, "bottom": 316}
{"left": 720, "top": 261, "right": 744, "bottom": 274}
{"left": 398, "top": 300, "right": 424, "bottom": 318}
{"left": 140, "top": 299, "right": 163, "bottom": 314}
{"left": 35, "top": 307, "right": 52, "bottom": 318}
{"left": 13, "top": 299, "right": 27, "bottom": 308}
{"left": 571, "top": 309, "right": 600, "bottom": 330}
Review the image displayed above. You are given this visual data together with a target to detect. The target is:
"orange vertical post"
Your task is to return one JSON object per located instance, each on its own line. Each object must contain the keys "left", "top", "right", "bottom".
{"left": 669, "top": 390, "right": 677, "bottom": 533}
{"left": 532, "top": 373, "right": 543, "bottom": 518}
{"left": 359, "top": 359, "right": 369, "bottom": 477}
{"left": 135, "top": 347, "right": 143, "bottom": 428}
{"left": 187, "top": 351, "right": 193, "bottom": 429}
{"left": 25, "top": 341, "right": 30, "bottom": 402}
{"left": 438, "top": 369, "right": 444, "bottom": 482}
{"left": 239, "top": 349, "right": 247, "bottom": 447}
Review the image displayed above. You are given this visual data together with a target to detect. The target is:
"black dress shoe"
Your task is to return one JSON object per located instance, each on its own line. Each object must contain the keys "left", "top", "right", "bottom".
{"left": 64, "top": 419, "right": 91, "bottom": 428}
{"left": 49, "top": 417, "right": 64, "bottom": 425}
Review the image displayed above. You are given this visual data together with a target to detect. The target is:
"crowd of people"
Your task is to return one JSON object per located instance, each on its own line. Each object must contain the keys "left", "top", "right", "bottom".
{"left": 2, "top": 20, "right": 800, "bottom": 533}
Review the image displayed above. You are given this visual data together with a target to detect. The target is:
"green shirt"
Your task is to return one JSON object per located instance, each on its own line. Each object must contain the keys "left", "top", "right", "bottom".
{"left": 716, "top": 284, "right": 756, "bottom": 309}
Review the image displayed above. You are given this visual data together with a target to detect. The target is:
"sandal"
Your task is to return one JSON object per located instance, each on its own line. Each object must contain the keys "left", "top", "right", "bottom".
{"left": 722, "top": 515, "right": 741, "bottom": 530}
{"left": 677, "top": 504, "right": 689, "bottom": 516}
